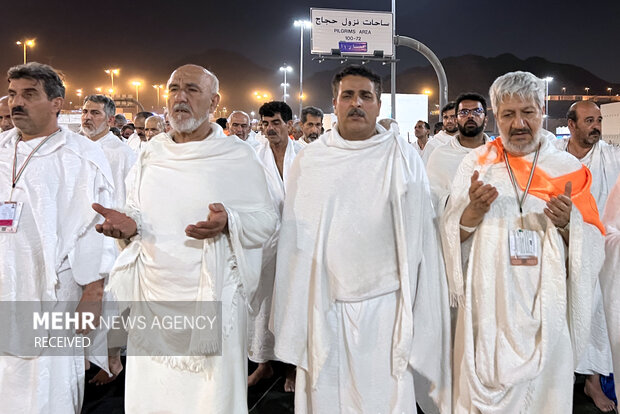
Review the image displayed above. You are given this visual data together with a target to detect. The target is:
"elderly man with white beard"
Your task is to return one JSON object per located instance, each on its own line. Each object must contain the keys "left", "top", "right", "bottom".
{"left": 93, "top": 64, "right": 278, "bottom": 413}
{"left": 442, "top": 71, "right": 606, "bottom": 413}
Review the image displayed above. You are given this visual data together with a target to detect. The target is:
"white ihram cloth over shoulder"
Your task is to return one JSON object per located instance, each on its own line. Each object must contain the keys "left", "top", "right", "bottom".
{"left": 421, "top": 130, "right": 453, "bottom": 165}
{"left": 126, "top": 132, "right": 145, "bottom": 153}
{"left": 0, "top": 127, "right": 115, "bottom": 413}
{"left": 245, "top": 131, "right": 261, "bottom": 149}
{"left": 96, "top": 131, "right": 137, "bottom": 208}
{"left": 600, "top": 175, "right": 620, "bottom": 400}
{"left": 442, "top": 138, "right": 604, "bottom": 413}
{"left": 106, "top": 124, "right": 278, "bottom": 414}
{"left": 553, "top": 138, "right": 620, "bottom": 211}
{"left": 410, "top": 138, "right": 425, "bottom": 156}
{"left": 426, "top": 133, "right": 490, "bottom": 214}
{"left": 271, "top": 125, "right": 451, "bottom": 414}
{"left": 248, "top": 138, "right": 302, "bottom": 361}
{"left": 554, "top": 137, "right": 620, "bottom": 376}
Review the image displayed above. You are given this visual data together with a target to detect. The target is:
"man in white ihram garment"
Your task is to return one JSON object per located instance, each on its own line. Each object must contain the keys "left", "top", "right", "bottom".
{"left": 81, "top": 94, "right": 137, "bottom": 209}
{"left": 0, "top": 62, "right": 115, "bottom": 413}
{"left": 421, "top": 101, "right": 458, "bottom": 164}
{"left": 443, "top": 71, "right": 606, "bottom": 413}
{"left": 93, "top": 64, "right": 278, "bottom": 414}
{"left": 247, "top": 100, "right": 303, "bottom": 387}
{"left": 426, "top": 92, "right": 490, "bottom": 214}
{"left": 599, "top": 175, "right": 620, "bottom": 407}
{"left": 80, "top": 93, "right": 137, "bottom": 384}
{"left": 228, "top": 110, "right": 260, "bottom": 148}
{"left": 271, "top": 65, "right": 451, "bottom": 414}
{"left": 554, "top": 100, "right": 620, "bottom": 412}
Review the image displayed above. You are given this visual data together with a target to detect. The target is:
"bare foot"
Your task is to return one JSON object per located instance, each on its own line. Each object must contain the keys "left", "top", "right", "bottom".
{"left": 284, "top": 365, "right": 296, "bottom": 392}
{"left": 248, "top": 362, "right": 274, "bottom": 387}
{"left": 584, "top": 374, "right": 616, "bottom": 412}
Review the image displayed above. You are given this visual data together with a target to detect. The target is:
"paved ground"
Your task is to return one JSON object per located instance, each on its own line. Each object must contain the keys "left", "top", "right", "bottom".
{"left": 82, "top": 359, "right": 614, "bottom": 413}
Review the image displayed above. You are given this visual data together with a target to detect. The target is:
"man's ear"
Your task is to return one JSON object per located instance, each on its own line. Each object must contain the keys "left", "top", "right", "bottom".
{"left": 51, "top": 96, "right": 64, "bottom": 115}
{"left": 210, "top": 93, "right": 221, "bottom": 114}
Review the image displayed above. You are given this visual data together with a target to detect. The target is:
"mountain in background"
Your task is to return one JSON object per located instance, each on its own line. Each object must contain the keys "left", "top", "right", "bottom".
{"left": 168, "top": 50, "right": 619, "bottom": 120}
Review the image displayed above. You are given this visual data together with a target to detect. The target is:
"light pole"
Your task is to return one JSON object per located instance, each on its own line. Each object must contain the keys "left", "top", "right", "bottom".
{"left": 562, "top": 87, "right": 566, "bottom": 95}
{"left": 153, "top": 84, "right": 164, "bottom": 108}
{"left": 294, "top": 19, "right": 311, "bottom": 117}
{"left": 279, "top": 64, "right": 292, "bottom": 103}
{"left": 16, "top": 39, "right": 35, "bottom": 64}
{"left": 132, "top": 81, "right": 141, "bottom": 101}
{"left": 543, "top": 77, "right": 553, "bottom": 130}
{"left": 585, "top": 87, "right": 590, "bottom": 96}
{"left": 104, "top": 68, "right": 120, "bottom": 93}
{"left": 608, "top": 87, "right": 612, "bottom": 96}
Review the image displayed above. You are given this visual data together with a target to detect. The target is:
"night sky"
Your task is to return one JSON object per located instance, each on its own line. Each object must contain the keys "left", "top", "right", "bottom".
{"left": 2, "top": 0, "right": 619, "bottom": 109}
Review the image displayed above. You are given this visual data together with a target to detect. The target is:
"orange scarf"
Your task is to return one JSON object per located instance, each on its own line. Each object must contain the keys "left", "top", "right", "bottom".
{"left": 478, "top": 138, "right": 604, "bottom": 234}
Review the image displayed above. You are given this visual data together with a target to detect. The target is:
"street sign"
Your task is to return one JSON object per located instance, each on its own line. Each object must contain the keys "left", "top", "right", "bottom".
{"left": 310, "top": 8, "right": 394, "bottom": 57}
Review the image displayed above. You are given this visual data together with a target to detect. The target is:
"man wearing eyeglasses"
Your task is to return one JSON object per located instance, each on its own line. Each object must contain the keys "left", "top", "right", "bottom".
{"left": 422, "top": 101, "right": 458, "bottom": 164}
{"left": 426, "top": 93, "right": 490, "bottom": 213}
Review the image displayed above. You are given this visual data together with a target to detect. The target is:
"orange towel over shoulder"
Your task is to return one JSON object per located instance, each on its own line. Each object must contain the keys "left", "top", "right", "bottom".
{"left": 479, "top": 138, "right": 605, "bottom": 235}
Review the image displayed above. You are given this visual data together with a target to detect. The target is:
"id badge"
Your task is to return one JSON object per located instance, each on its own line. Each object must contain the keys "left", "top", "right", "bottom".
{"left": 0, "top": 201, "right": 24, "bottom": 233}
{"left": 509, "top": 228, "right": 539, "bottom": 266}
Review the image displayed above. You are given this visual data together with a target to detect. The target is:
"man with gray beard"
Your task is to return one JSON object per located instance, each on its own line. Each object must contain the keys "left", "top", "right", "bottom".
{"left": 93, "top": 64, "right": 277, "bottom": 413}
{"left": 0, "top": 96, "right": 13, "bottom": 131}
{"left": 81, "top": 95, "right": 137, "bottom": 208}
{"left": 442, "top": 71, "right": 605, "bottom": 413}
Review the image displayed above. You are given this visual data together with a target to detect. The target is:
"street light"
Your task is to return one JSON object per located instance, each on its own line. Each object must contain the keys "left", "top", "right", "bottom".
{"left": 95, "top": 87, "right": 102, "bottom": 93}
{"left": 279, "top": 64, "right": 293, "bottom": 103}
{"left": 543, "top": 77, "right": 553, "bottom": 129}
{"left": 16, "top": 39, "right": 35, "bottom": 64}
{"left": 423, "top": 89, "right": 432, "bottom": 95}
{"left": 294, "top": 19, "right": 311, "bottom": 117}
{"left": 562, "top": 87, "right": 566, "bottom": 94}
{"left": 153, "top": 84, "right": 164, "bottom": 107}
{"left": 608, "top": 87, "right": 612, "bottom": 96}
{"left": 76, "top": 89, "right": 83, "bottom": 98}
{"left": 253, "top": 90, "right": 271, "bottom": 103}
{"left": 104, "top": 68, "right": 120, "bottom": 92}
{"left": 132, "top": 81, "right": 141, "bottom": 101}
{"left": 585, "top": 87, "right": 590, "bottom": 96}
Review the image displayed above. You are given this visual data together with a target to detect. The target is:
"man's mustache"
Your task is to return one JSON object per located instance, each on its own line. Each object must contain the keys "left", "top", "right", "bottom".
{"left": 12, "top": 106, "right": 27, "bottom": 115}
{"left": 347, "top": 108, "right": 366, "bottom": 117}
{"left": 590, "top": 129, "right": 601, "bottom": 136}
{"left": 509, "top": 128, "right": 531, "bottom": 136}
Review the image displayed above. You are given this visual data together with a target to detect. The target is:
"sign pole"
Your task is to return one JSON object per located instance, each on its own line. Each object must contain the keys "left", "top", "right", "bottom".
{"left": 391, "top": 0, "right": 396, "bottom": 119}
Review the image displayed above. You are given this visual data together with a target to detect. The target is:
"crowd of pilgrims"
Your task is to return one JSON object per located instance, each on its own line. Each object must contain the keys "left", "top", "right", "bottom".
{"left": 1, "top": 60, "right": 620, "bottom": 414}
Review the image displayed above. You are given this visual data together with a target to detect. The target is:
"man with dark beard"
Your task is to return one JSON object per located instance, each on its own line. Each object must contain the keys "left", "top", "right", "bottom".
{"left": 426, "top": 93, "right": 490, "bottom": 213}
{"left": 554, "top": 100, "right": 620, "bottom": 413}
{"left": 422, "top": 101, "right": 458, "bottom": 164}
